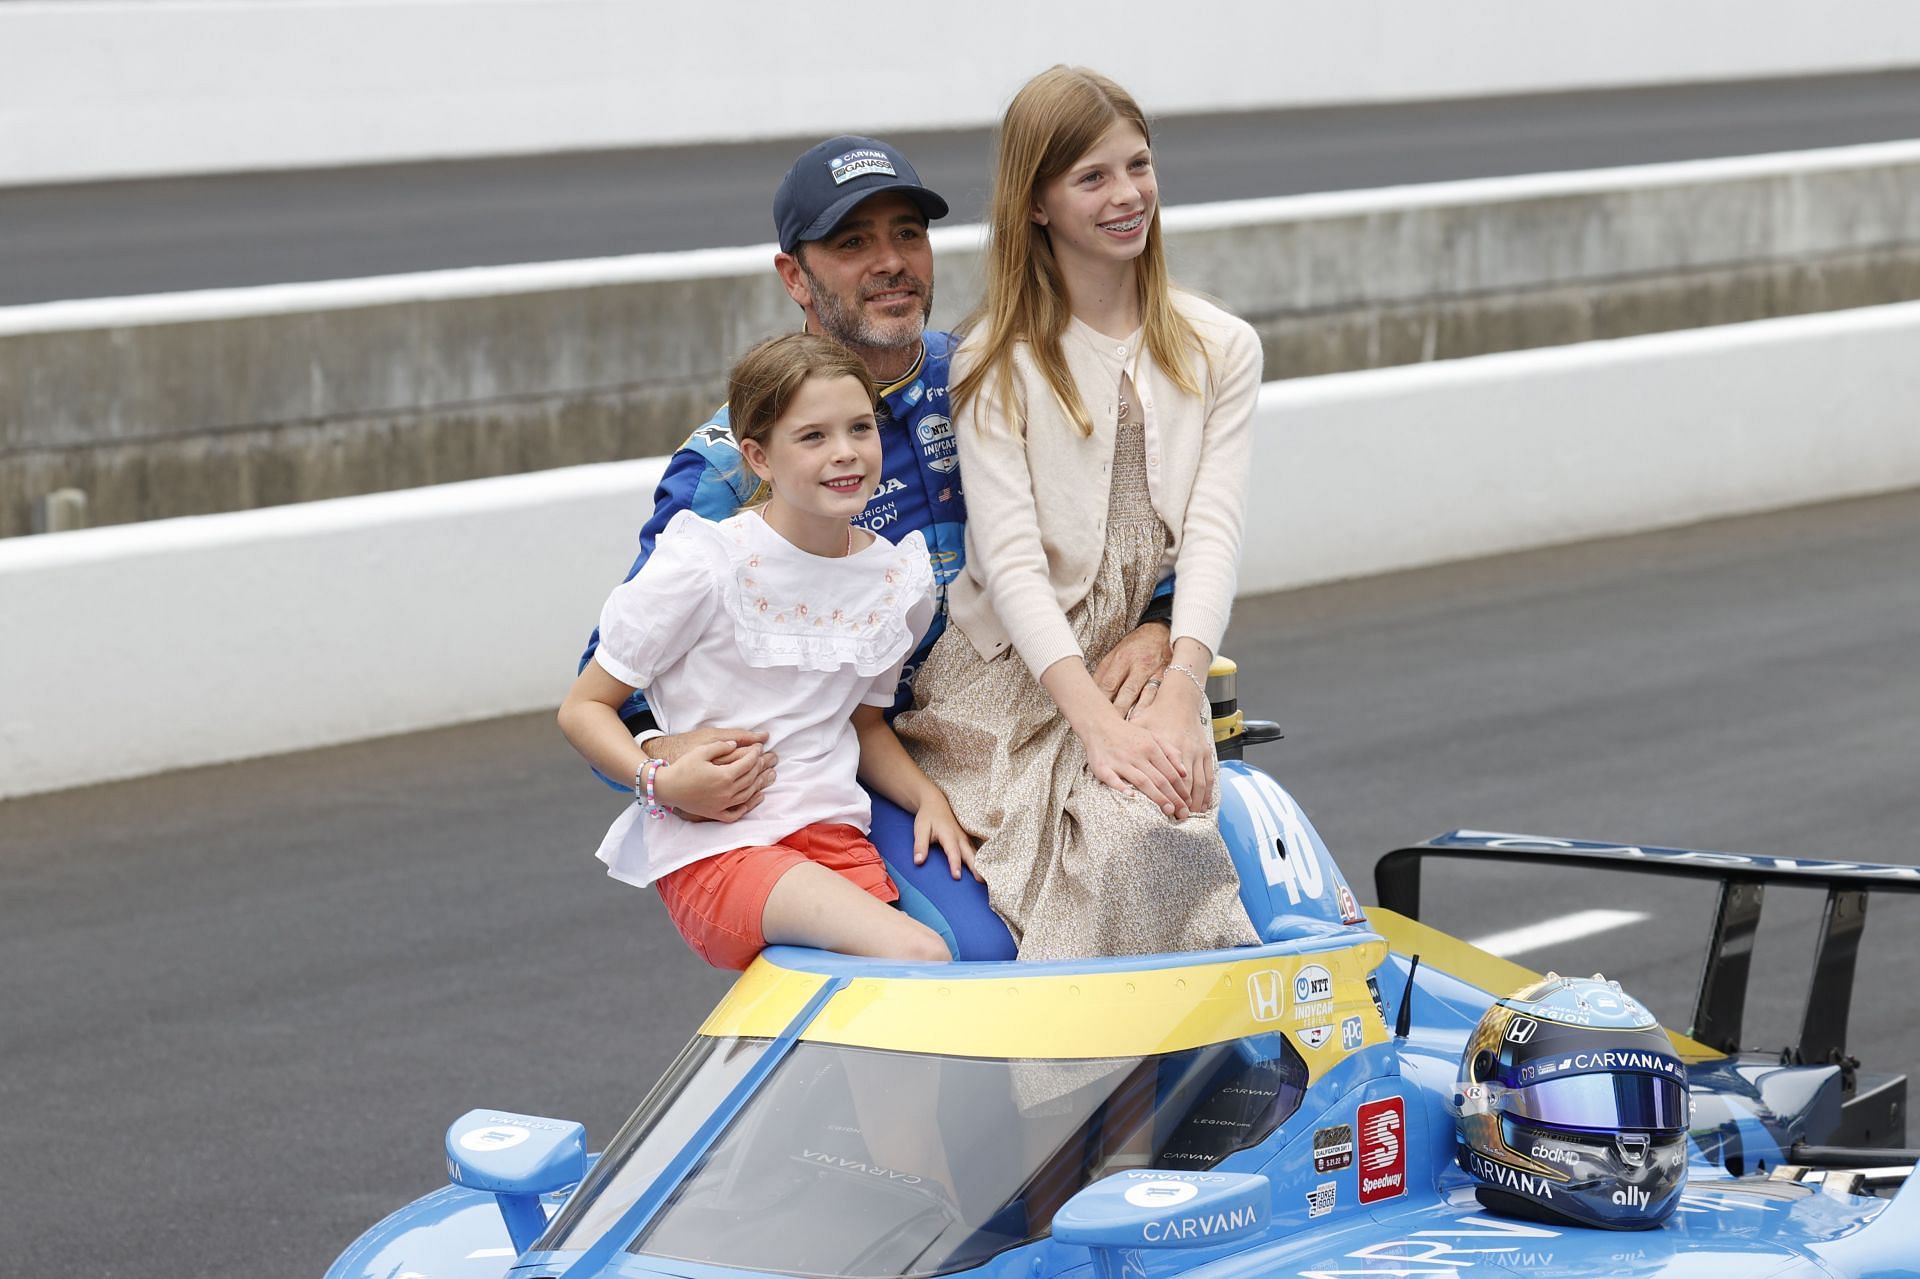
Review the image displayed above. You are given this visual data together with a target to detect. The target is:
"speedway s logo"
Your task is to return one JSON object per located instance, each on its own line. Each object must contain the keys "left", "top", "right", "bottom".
{"left": 1247, "top": 970, "right": 1286, "bottom": 1022}
{"left": 1507, "top": 1016, "right": 1539, "bottom": 1045}
{"left": 1356, "top": 1097, "right": 1406, "bottom": 1204}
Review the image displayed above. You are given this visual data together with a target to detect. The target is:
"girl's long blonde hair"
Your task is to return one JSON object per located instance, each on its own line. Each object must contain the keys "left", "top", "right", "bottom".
{"left": 953, "top": 66, "right": 1209, "bottom": 436}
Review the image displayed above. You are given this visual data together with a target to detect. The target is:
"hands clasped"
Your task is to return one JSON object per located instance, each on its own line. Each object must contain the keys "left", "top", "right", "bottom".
{"left": 649, "top": 727, "right": 777, "bottom": 822}
{"left": 1082, "top": 675, "right": 1215, "bottom": 821}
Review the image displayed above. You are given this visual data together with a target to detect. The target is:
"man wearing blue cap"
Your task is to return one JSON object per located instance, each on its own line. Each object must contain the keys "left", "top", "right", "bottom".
{"left": 576, "top": 137, "right": 1175, "bottom": 885}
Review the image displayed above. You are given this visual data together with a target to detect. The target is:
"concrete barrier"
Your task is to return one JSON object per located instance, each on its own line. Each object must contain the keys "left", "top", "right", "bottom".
{"left": 5, "top": 301, "right": 1918, "bottom": 801}
{"left": 0, "top": 459, "right": 663, "bottom": 801}
{"left": 1240, "top": 301, "right": 1920, "bottom": 595}
{"left": 5, "top": 0, "right": 1920, "bottom": 185}
{"left": 8, "top": 142, "right": 1920, "bottom": 539}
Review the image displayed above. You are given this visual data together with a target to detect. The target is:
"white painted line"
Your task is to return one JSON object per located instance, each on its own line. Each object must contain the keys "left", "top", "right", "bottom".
{"left": 1468, "top": 909, "right": 1650, "bottom": 958}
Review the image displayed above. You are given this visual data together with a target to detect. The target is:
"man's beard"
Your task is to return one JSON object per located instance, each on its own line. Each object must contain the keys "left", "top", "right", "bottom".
{"left": 804, "top": 265, "right": 933, "bottom": 353}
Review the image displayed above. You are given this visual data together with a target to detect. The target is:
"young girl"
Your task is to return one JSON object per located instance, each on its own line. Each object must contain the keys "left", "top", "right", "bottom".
{"left": 895, "top": 67, "right": 1263, "bottom": 960}
{"left": 559, "top": 333, "right": 967, "bottom": 969}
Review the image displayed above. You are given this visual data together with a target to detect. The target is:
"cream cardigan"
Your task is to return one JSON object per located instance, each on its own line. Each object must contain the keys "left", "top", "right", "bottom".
{"left": 945, "top": 290, "right": 1263, "bottom": 678}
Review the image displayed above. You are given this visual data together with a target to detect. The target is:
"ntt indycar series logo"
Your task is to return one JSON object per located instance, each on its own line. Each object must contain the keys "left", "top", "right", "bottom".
{"left": 1356, "top": 1097, "right": 1406, "bottom": 1203}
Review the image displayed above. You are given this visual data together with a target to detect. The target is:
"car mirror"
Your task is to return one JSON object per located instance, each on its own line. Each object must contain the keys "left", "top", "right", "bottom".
{"left": 444, "top": 1109, "right": 586, "bottom": 1254}
{"left": 1053, "top": 1170, "right": 1269, "bottom": 1278}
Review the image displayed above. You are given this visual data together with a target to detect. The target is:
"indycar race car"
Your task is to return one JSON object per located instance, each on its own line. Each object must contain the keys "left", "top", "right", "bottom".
{"left": 326, "top": 678, "right": 1920, "bottom": 1279}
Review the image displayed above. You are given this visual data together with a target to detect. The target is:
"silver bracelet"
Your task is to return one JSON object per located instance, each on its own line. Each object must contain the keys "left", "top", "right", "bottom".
{"left": 1164, "top": 662, "right": 1209, "bottom": 698}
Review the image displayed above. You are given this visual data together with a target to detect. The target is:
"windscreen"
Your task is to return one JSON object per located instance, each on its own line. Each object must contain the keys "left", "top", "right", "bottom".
{"left": 539, "top": 1035, "right": 772, "bottom": 1254}
{"left": 565, "top": 1033, "right": 1304, "bottom": 1277}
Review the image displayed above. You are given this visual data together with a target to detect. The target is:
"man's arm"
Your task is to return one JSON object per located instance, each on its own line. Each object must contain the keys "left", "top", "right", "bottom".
{"left": 1140, "top": 575, "right": 1174, "bottom": 627}
{"left": 1092, "top": 578, "right": 1176, "bottom": 716}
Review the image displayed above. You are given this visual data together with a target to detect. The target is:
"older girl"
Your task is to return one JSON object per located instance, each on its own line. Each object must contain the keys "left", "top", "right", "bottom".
{"left": 895, "top": 67, "right": 1262, "bottom": 960}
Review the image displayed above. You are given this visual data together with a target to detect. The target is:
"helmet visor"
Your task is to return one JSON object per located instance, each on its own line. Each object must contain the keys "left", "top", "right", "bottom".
{"left": 1502, "top": 1071, "right": 1687, "bottom": 1131}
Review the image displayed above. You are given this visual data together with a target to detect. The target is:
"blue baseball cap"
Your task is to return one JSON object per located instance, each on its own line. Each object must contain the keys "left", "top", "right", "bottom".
{"left": 773, "top": 135, "right": 950, "bottom": 254}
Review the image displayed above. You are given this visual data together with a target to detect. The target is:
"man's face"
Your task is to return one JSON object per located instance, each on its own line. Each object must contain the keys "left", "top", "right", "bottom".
{"left": 777, "top": 192, "right": 935, "bottom": 358}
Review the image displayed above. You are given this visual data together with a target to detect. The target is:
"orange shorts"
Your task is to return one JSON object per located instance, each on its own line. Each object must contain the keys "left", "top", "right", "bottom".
{"left": 654, "top": 822, "right": 899, "bottom": 971}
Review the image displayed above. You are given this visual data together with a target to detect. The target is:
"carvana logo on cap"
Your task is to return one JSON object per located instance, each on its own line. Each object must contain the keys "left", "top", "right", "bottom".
{"left": 831, "top": 149, "right": 898, "bottom": 185}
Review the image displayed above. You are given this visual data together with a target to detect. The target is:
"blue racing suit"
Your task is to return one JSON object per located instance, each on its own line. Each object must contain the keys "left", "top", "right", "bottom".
{"left": 578, "top": 330, "right": 969, "bottom": 732}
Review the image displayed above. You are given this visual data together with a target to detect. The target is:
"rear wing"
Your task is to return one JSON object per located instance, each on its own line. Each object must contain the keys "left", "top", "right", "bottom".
{"left": 1374, "top": 831, "right": 1920, "bottom": 1068}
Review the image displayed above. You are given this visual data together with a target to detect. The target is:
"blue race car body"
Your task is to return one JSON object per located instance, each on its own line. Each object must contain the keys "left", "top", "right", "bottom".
{"left": 326, "top": 763, "right": 1920, "bottom": 1279}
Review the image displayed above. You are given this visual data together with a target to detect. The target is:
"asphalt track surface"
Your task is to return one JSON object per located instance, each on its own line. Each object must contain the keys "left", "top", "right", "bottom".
{"left": 5, "top": 488, "right": 1919, "bottom": 1274}
{"left": 6, "top": 69, "right": 1920, "bottom": 305}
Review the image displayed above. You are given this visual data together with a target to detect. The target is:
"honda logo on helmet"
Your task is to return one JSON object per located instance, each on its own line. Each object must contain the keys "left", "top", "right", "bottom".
{"left": 1506, "top": 1016, "right": 1539, "bottom": 1044}
{"left": 1247, "top": 970, "right": 1286, "bottom": 1022}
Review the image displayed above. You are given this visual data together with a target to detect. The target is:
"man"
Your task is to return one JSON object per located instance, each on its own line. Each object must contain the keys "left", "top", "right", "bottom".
{"left": 579, "top": 135, "right": 1174, "bottom": 826}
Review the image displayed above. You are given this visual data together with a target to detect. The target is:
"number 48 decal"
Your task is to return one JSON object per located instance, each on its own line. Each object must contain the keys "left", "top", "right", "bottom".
{"left": 1227, "top": 772, "right": 1325, "bottom": 905}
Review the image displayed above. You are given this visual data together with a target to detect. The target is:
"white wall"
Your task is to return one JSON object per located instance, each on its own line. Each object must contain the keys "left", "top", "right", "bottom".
{"left": 0, "top": 460, "right": 663, "bottom": 800}
{"left": 5, "top": 301, "right": 1919, "bottom": 801}
{"left": 6, "top": 0, "right": 1920, "bottom": 185}
{"left": 1241, "top": 302, "right": 1920, "bottom": 595}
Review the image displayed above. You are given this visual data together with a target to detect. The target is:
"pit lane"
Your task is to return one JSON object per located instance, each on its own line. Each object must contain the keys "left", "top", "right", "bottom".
{"left": 2, "top": 488, "right": 1916, "bottom": 1275}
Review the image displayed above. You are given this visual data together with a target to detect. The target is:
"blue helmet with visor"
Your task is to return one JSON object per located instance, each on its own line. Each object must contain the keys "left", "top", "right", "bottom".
{"left": 1452, "top": 973, "right": 1690, "bottom": 1230}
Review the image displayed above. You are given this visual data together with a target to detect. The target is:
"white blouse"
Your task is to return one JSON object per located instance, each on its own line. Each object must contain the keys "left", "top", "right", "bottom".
{"left": 591, "top": 509, "right": 934, "bottom": 887}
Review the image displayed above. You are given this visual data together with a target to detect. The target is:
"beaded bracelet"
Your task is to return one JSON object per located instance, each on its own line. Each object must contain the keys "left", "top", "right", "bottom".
{"left": 634, "top": 757, "right": 670, "bottom": 819}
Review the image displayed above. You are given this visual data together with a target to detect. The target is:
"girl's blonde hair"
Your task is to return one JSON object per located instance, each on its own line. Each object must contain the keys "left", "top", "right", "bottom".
{"left": 953, "top": 65, "right": 1209, "bottom": 436}
{"left": 727, "top": 332, "right": 878, "bottom": 454}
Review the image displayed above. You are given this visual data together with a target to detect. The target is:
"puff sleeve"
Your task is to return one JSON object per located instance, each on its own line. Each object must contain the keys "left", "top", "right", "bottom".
{"left": 592, "top": 510, "right": 719, "bottom": 690}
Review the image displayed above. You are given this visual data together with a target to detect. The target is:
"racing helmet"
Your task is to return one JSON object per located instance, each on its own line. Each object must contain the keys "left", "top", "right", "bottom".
{"left": 1452, "top": 973, "right": 1690, "bottom": 1230}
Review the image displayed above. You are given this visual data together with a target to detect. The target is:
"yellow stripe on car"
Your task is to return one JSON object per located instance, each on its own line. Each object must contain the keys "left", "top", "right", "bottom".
{"left": 697, "top": 963, "right": 830, "bottom": 1039}
{"left": 702, "top": 945, "right": 1390, "bottom": 1072}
